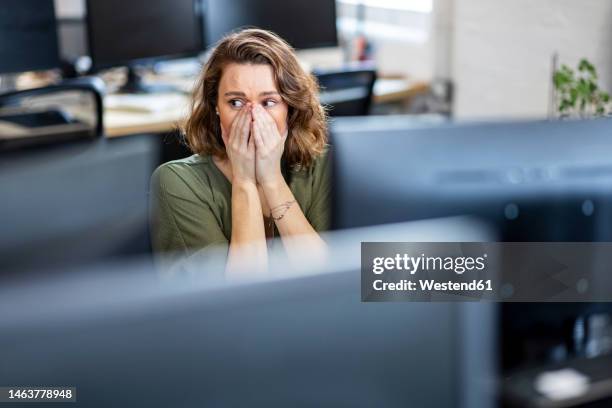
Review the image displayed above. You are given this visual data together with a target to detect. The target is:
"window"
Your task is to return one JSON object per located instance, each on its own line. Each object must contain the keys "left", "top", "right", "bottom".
{"left": 336, "top": 0, "right": 432, "bottom": 42}
{"left": 337, "top": 0, "right": 433, "bottom": 14}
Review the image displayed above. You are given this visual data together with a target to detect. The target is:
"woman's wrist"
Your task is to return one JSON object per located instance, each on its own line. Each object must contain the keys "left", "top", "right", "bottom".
{"left": 231, "top": 179, "right": 262, "bottom": 217}
{"left": 232, "top": 176, "right": 258, "bottom": 190}
{"left": 260, "top": 174, "right": 286, "bottom": 195}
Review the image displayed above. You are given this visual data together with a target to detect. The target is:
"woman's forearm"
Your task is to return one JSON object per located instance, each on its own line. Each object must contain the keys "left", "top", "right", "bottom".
{"left": 226, "top": 180, "right": 268, "bottom": 276}
{"left": 262, "top": 178, "right": 327, "bottom": 263}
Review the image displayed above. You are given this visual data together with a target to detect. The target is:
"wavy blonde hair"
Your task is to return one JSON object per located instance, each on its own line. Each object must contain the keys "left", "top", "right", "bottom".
{"left": 183, "top": 28, "right": 327, "bottom": 169}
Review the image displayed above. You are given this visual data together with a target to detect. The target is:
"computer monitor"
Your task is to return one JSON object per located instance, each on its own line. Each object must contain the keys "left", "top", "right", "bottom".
{"left": 86, "top": 0, "right": 204, "bottom": 92}
{"left": 331, "top": 116, "right": 612, "bottom": 241}
{"left": 0, "top": 220, "right": 497, "bottom": 408}
{"left": 0, "top": 0, "right": 60, "bottom": 75}
{"left": 330, "top": 116, "right": 612, "bottom": 371}
{"left": 0, "top": 136, "right": 157, "bottom": 275}
{"left": 205, "top": 0, "right": 338, "bottom": 49}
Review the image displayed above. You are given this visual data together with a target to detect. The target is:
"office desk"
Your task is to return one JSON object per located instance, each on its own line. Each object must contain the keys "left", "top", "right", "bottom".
{"left": 104, "top": 78, "right": 429, "bottom": 138}
{"left": 105, "top": 95, "right": 189, "bottom": 138}
{"left": 373, "top": 78, "right": 429, "bottom": 105}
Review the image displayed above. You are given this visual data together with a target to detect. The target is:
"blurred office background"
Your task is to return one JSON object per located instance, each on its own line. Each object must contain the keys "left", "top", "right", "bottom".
{"left": 3, "top": 0, "right": 611, "bottom": 146}
{"left": 2, "top": 1, "right": 612, "bottom": 407}
{"left": 47, "top": 0, "right": 612, "bottom": 119}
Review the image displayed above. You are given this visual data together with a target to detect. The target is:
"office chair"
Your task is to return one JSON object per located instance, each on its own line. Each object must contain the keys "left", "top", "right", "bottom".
{"left": 0, "top": 76, "right": 105, "bottom": 153}
{"left": 314, "top": 64, "right": 377, "bottom": 116}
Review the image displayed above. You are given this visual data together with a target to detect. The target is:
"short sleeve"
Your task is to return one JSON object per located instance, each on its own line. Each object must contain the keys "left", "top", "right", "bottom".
{"left": 305, "top": 145, "right": 332, "bottom": 232}
{"left": 149, "top": 163, "right": 228, "bottom": 276}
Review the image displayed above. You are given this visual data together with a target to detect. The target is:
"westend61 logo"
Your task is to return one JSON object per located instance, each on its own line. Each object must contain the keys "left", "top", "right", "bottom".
{"left": 372, "top": 253, "right": 488, "bottom": 275}
{"left": 363, "top": 242, "right": 612, "bottom": 302}
{"left": 365, "top": 249, "right": 494, "bottom": 298}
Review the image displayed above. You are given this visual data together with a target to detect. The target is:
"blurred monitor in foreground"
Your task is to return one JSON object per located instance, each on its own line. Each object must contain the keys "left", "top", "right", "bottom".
{"left": 0, "top": 137, "right": 157, "bottom": 275}
{"left": 331, "top": 116, "right": 612, "bottom": 241}
{"left": 330, "top": 116, "right": 612, "bottom": 372}
{"left": 0, "top": 219, "right": 496, "bottom": 408}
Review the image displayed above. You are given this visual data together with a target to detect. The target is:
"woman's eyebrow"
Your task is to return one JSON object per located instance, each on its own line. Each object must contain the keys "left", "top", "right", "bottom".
{"left": 223, "top": 91, "right": 279, "bottom": 97}
{"left": 224, "top": 91, "right": 246, "bottom": 97}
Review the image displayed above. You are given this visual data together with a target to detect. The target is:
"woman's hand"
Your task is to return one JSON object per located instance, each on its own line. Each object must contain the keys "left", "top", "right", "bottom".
{"left": 222, "top": 104, "right": 256, "bottom": 185}
{"left": 252, "top": 104, "right": 287, "bottom": 187}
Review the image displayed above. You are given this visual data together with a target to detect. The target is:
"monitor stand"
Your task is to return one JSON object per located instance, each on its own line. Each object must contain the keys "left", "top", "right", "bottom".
{"left": 117, "top": 66, "right": 179, "bottom": 94}
{"left": 0, "top": 74, "right": 19, "bottom": 95}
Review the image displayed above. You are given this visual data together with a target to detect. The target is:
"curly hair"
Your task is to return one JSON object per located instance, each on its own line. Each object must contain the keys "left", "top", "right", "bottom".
{"left": 183, "top": 28, "right": 328, "bottom": 169}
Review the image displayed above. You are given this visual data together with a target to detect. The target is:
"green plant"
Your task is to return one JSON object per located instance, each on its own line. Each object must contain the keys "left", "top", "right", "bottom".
{"left": 553, "top": 58, "right": 610, "bottom": 118}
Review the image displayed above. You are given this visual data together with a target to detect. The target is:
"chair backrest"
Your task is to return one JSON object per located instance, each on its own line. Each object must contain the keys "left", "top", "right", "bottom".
{"left": 314, "top": 65, "right": 377, "bottom": 116}
{"left": 0, "top": 76, "right": 104, "bottom": 154}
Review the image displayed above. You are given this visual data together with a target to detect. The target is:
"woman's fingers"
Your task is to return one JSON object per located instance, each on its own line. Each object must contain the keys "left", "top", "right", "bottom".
{"left": 230, "top": 105, "right": 251, "bottom": 150}
{"left": 252, "top": 117, "right": 264, "bottom": 150}
{"left": 235, "top": 105, "right": 251, "bottom": 150}
{"left": 247, "top": 134, "right": 256, "bottom": 157}
{"left": 252, "top": 113, "right": 265, "bottom": 150}
{"left": 264, "top": 107, "right": 283, "bottom": 144}
{"left": 237, "top": 107, "right": 251, "bottom": 145}
{"left": 251, "top": 106, "right": 264, "bottom": 148}
{"left": 220, "top": 104, "right": 257, "bottom": 183}
{"left": 228, "top": 104, "right": 287, "bottom": 156}
{"left": 227, "top": 106, "right": 247, "bottom": 144}
{"left": 253, "top": 105, "right": 281, "bottom": 148}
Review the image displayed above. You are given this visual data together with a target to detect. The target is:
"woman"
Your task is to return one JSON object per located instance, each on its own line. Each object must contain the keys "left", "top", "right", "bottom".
{"left": 150, "top": 28, "right": 330, "bottom": 276}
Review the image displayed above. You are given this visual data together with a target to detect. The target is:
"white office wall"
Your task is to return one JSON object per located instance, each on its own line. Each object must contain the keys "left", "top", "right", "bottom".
{"left": 373, "top": 38, "right": 433, "bottom": 79}
{"left": 336, "top": 0, "right": 436, "bottom": 79}
{"left": 431, "top": 0, "right": 453, "bottom": 80}
{"left": 452, "top": 0, "right": 612, "bottom": 119}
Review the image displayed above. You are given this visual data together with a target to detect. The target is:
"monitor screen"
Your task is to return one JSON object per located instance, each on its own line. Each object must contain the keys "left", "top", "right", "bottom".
{"left": 205, "top": 0, "right": 337, "bottom": 50}
{"left": 86, "top": 0, "right": 204, "bottom": 69}
{"left": 330, "top": 116, "right": 612, "bottom": 241}
{"left": 0, "top": 0, "right": 60, "bottom": 74}
{"left": 0, "top": 137, "right": 157, "bottom": 274}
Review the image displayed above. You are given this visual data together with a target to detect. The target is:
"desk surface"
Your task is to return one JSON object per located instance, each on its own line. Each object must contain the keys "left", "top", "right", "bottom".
{"left": 104, "top": 78, "right": 429, "bottom": 138}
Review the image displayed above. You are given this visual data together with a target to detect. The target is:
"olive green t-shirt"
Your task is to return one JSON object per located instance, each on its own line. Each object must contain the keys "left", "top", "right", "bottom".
{"left": 149, "top": 145, "right": 331, "bottom": 273}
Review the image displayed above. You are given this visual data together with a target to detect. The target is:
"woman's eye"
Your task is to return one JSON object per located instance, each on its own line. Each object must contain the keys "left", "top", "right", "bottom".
{"left": 262, "top": 99, "right": 277, "bottom": 108}
{"left": 229, "top": 99, "right": 245, "bottom": 108}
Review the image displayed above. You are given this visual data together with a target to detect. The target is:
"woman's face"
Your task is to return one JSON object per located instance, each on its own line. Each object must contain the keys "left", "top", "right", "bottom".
{"left": 216, "top": 63, "right": 289, "bottom": 142}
